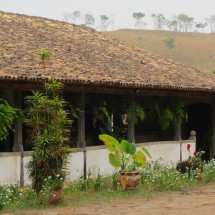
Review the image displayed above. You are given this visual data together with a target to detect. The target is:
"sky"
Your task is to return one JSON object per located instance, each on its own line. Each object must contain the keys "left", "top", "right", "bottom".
{"left": 0, "top": 0, "right": 214, "bottom": 31}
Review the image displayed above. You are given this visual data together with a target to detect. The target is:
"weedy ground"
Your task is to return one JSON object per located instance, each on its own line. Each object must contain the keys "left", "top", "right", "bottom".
{"left": 0, "top": 159, "right": 215, "bottom": 214}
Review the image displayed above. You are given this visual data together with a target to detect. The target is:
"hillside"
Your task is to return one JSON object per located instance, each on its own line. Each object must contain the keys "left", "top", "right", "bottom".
{"left": 105, "top": 30, "right": 215, "bottom": 73}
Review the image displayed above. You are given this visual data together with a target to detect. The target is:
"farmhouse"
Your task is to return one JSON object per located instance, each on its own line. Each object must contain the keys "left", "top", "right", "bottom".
{"left": 1, "top": 11, "right": 215, "bottom": 161}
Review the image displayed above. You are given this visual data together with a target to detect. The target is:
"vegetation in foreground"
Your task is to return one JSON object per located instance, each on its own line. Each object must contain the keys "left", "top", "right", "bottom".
{"left": 0, "top": 158, "right": 215, "bottom": 213}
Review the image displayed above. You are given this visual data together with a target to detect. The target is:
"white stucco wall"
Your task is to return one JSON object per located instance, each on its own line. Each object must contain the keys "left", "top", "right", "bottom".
{"left": 23, "top": 153, "right": 32, "bottom": 186}
{"left": 0, "top": 153, "right": 21, "bottom": 185}
{"left": 138, "top": 140, "right": 196, "bottom": 166}
{"left": 66, "top": 151, "right": 84, "bottom": 181}
{"left": 0, "top": 139, "right": 196, "bottom": 186}
{"left": 21, "top": 150, "right": 84, "bottom": 185}
{"left": 86, "top": 147, "right": 116, "bottom": 177}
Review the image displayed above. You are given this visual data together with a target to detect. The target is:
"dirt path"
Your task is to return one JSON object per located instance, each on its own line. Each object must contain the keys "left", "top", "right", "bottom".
{"left": 2, "top": 183, "right": 215, "bottom": 215}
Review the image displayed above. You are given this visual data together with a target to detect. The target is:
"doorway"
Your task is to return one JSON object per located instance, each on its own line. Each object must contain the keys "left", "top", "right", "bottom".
{"left": 186, "top": 102, "right": 212, "bottom": 160}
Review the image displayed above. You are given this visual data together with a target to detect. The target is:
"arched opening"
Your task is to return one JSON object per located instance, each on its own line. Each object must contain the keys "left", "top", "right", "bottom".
{"left": 185, "top": 102, "right": 212, "bottom": 160}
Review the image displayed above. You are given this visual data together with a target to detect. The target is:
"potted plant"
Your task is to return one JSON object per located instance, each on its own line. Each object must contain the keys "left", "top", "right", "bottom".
{"left": 99, "top": 134, "right": 151, "bottom": 190}
{"left": 43, "top": 174, "right": 65, "bottom": 205}
{"left": 26, "top": 80, "right": 72, "bottom": 203}
{"left": 25, "top": 48, "right": 73, "bottom": 204}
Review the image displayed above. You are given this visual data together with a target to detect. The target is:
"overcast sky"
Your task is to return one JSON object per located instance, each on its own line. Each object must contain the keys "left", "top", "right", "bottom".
{"left": 1, "top": 0, "right": 214, "bottom": 31}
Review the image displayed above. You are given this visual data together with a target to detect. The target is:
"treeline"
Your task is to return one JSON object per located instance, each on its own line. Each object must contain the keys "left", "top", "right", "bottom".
{"left": 62, "top": 11, "right": 215, "bottom": 33}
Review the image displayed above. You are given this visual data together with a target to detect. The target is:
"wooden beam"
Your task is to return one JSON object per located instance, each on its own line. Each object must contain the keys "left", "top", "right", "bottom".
{"left": 1, "top": 80, "right": 215, "bottom": 99}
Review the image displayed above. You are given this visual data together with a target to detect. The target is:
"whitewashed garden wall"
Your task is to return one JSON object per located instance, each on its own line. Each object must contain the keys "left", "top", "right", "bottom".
{"left": 0, "top": 140, "right": 195, "bottom": 186}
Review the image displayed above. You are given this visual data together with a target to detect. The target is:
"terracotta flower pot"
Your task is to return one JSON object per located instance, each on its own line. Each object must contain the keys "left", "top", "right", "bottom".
{"left": 119, "top": 171, "right": 140, "bottom": 190}
{"left": 49, "top": 188, "right": 63, "bottom": 205}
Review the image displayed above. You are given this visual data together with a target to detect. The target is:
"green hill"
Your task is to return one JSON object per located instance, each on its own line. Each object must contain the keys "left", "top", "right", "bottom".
{"left": 105, "top": 30, "right": 215, "bottom": 73}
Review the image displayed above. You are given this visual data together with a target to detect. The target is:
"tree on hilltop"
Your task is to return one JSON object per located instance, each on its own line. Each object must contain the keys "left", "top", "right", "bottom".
{"left": 99, "top": 15, "right": 110, "bottom": 31}
{"left": 166, "top": 18, "right": 178, "bottom": 32}
{"left": 84, "top": 13, "right": 95, "bottom": 28}
{"left": 206, "top": 15, "right": 215, "bottom": 33}
{"left": 63, "top": 11, "right": 81, "bottom": 25}
{"left": 132, "top": 12, "right": 146, "bottom": 30}
{"left": 177, "top": 13, "right": 194, "bottom": 32}
{"left": 151, "top": 13, "right": 166, "bottom": 30}
{"left": 195, "top": 22, "right": 207, "bottom": 33}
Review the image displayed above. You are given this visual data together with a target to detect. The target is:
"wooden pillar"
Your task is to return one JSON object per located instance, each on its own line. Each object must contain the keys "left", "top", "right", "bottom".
{"left": 176, "top": 121, "right": 183, "bottom": 162}
{"left": 127, "top": 96, "right": 135, "bottom": 143}
{"left": 174, "top": 97, "right": 182, "bottom": 141}
{"left": 174, "top": 119, "right": 181, "bottom": 141}
{"left": 2, "top": 89, "right": 13, "bottom": 152}
{"left": 77, "top": 93, "right": 87, "bottom": 179}
{"left": 13, "top": 90, "right": 23, "bottom": 152}
{"left": 128, "top": 119, "right": 135, "bottom": 143}
{"left": 77, "top": 93, "right": 86, "bottom": 148}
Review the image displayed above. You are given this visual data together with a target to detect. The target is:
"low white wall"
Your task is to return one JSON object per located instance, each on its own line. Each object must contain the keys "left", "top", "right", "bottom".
{"left": 22, "top": 150, "right": 84, "bottom": 186}
{"left": 85, "top": 140, "right": 196, "bottom": 177}
{"left": 0, "top": 153, "right": 21, "bottom": 185}
{"left": 86, "top": 147, "right": 115, "bottom": 177}
{"left": 66, "top": 151, "right": 84, "bottom": 181}
{"left": 0, "top": 139, "right": 196, "bottom": 185}
{"left": 23, "top": 152, "right": 32, "bottom": 186}
{"left": 139, "top": 140, "right": 196, "bottom": 166}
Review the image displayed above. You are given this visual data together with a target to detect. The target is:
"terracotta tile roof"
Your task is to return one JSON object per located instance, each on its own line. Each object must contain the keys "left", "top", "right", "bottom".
{"left": 1, "top": 11, "right": 215, "bottom": 93}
